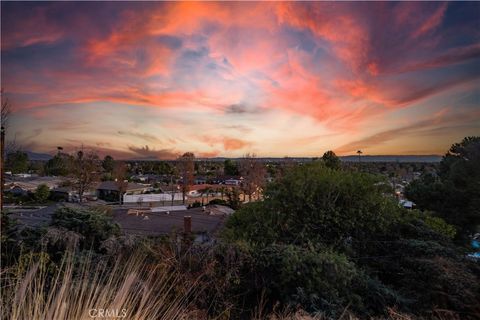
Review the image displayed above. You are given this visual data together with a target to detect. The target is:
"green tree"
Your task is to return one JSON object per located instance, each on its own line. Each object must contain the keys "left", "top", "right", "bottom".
{"left": 45, "top": 153, "right": 73, "bottom": 176}
{"left": 102, "top": 155, "right": 115, "bottom": 173}
{"left": 226, "top": 162, "right": 398, "bottom": 246}
{"left": 34, "top": 184, "right": 50, "bottom": 203}
{"left": 322, "top": 150, "right": 341, "bottom": 170}
{"left": 224, "top": 159, "right": 239, "bottom": 176}
{"left": 405, "top": 136, "right": 480, "bottom": 241}
{"left": 154, "top": 161, "right": 172, "bottom": 175}
{"left": 5, "top": 151, "right": 29, "bottom": 173}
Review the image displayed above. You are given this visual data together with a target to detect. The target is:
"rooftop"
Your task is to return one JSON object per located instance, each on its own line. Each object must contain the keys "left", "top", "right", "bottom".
{"left": 113, "top": 207, "right": 225, "bottom": 236}
{"left": 97, "top": 181, "right": 147, "bottom": 192}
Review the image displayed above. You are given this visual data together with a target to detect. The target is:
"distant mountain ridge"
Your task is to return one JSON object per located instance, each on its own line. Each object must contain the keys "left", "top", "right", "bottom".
{"left": 201, "top": 155, "right": 443, "bottom": 163}
{"left": 23, "top": 151, "right": 441, "bottom": 163}
{"left": 25, "top": 151, "right": 53, "bottom": 161}
{"left": 339, "top": 155, "right": 442, "bottom": 163}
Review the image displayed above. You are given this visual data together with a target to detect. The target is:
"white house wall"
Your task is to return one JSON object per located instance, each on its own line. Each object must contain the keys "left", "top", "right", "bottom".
{"left": 123, "top": 193, "right": 183, "bottom": 203}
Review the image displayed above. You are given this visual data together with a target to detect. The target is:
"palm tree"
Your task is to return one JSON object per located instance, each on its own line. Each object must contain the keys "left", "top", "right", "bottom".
{"left": 356, "top": 150, "right": 363, "bottom": 163}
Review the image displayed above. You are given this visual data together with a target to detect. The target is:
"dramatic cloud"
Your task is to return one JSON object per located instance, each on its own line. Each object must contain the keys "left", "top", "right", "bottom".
{"left": 128, "top": 145, "right": 179, "bottom": 160}
{"left": 117, "top": 131, "right": 161, "bottom": 143}
{"left": 2, "top": 2, "right": 479, "bottom": 157}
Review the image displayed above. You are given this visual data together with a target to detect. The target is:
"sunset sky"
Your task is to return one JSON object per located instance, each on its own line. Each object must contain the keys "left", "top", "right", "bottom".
{"left": 2, "top": 1, "right": 479, "bottom": 159}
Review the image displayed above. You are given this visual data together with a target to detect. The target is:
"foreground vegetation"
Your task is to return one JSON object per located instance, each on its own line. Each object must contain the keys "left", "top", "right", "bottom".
{"left": 222, "top": 162, "right": 479, "bottom": 318}
{"left": 1, "top": 138, "right": 479, "bottom": 319}
{"left": 1, "top": 250, "right": 200, "bottom": 319}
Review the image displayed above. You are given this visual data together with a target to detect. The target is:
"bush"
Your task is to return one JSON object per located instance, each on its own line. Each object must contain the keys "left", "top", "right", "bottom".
{"left": 34, "top": 184, "right": 50, "bottom": 203}
{"left": 208, "top": 198, "right": 228, "bottom": 206}
{"left": 254, "top": 245, "right": 358, "bottom": 316}
{"left": 188, "top": 201, "right": 201, "bottom": 209}
{"left": 422, "top": 214, "right": 457, "bottom": 239}
{"left": 353, "top": 216, "right": 480, "bottom": 316}
{"left": 51, "top": 206, "right": 120, "bottom": 250}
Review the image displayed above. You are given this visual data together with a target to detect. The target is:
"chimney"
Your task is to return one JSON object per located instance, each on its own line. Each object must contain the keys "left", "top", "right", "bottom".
{"left": 183, "top": 216, "right": 192, "bottom": 234}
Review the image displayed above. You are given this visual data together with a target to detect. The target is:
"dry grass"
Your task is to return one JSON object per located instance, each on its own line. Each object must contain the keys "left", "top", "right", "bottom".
{"left": 0, "top": 249, "right": 201, "bottom": 320}
{"left": 0, "top": 242, "right": 459, "bottom": 320}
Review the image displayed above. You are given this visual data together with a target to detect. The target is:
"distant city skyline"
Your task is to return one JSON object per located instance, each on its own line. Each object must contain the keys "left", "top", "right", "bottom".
{"left": 2, "top": 2, "right": 479, "bottom": 159}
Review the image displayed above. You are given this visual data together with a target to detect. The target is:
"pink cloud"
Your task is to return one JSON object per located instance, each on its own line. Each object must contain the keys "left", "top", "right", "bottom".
{"left": 2, "top": 2, "right": 478, "bottom": 156}
{"left": 276, "top": 2, "right": 370, "bottom": 71}
{"left": 411, "top": 3, "right": 448, "bottom": 39}
{"left": 1, "top": 6, "right": 64, "bottom": 50}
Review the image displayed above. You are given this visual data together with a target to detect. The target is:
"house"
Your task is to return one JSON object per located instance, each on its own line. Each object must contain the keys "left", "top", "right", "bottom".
{"left": 13, "top": 173, "right": 33, "bottom": 178}
{"left": 151, "top": 205, "right": 188, "bottom": 212}
{"left": 4, "top": 176, "right": 64, "bottom": 191}
{"left": 96, "top": 181, "right": 147, "bottom": 202}
{"left": 6, "top": 185, "right": 29, "bottom": 196}
{"left": 123, "top": 192, "right": 183, "bottom": 204}
{"left": 194, "top": 176, "right": 207, "bottom": 185}
{"left": 131, "top": 174, "right": 149, "bottom": 182}
{"left": 205, "top": 204, "right": 235, "bottom": 216}
{"left": 112, "top": 206, "right": 225, "bottom": 236}
{"left": 51, "top": 187, "right": 78, "bottom": 202}
{"left": 4, "top": 180, "right": 47, "bottom": 194}
{"left": 187, "top": 184, "right": 225, "bottom": 197}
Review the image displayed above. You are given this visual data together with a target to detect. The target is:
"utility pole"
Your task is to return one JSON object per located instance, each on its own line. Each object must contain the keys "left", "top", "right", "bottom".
{"left": 1, "top": 90, "right": 10, "bottom": 213}
{"left": 0, "top": 126, "right": 4, "bottom": 212}
{"left": 170, "top": 174, "right": 174, "bottom": 206}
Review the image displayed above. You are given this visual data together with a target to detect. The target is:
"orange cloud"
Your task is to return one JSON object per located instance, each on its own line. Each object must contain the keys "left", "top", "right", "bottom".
{"left": 201, "top": 135, "right": 250, "bottom": 152}
{"left": 223, "top": 138, "right": 249, "bottom": 151}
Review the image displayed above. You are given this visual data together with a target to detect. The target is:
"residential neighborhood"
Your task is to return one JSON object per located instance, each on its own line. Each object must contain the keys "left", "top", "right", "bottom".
{"left": 2, "top": 151, "right": 259, "bottom": 238}
{"left": 2, "top": 148, "right": 437, "bottom": 241}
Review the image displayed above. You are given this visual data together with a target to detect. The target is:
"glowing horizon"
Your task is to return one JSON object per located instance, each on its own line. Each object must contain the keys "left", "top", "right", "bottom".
{"left": 2, "top": 2, "right": 479, "bottom": 159}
